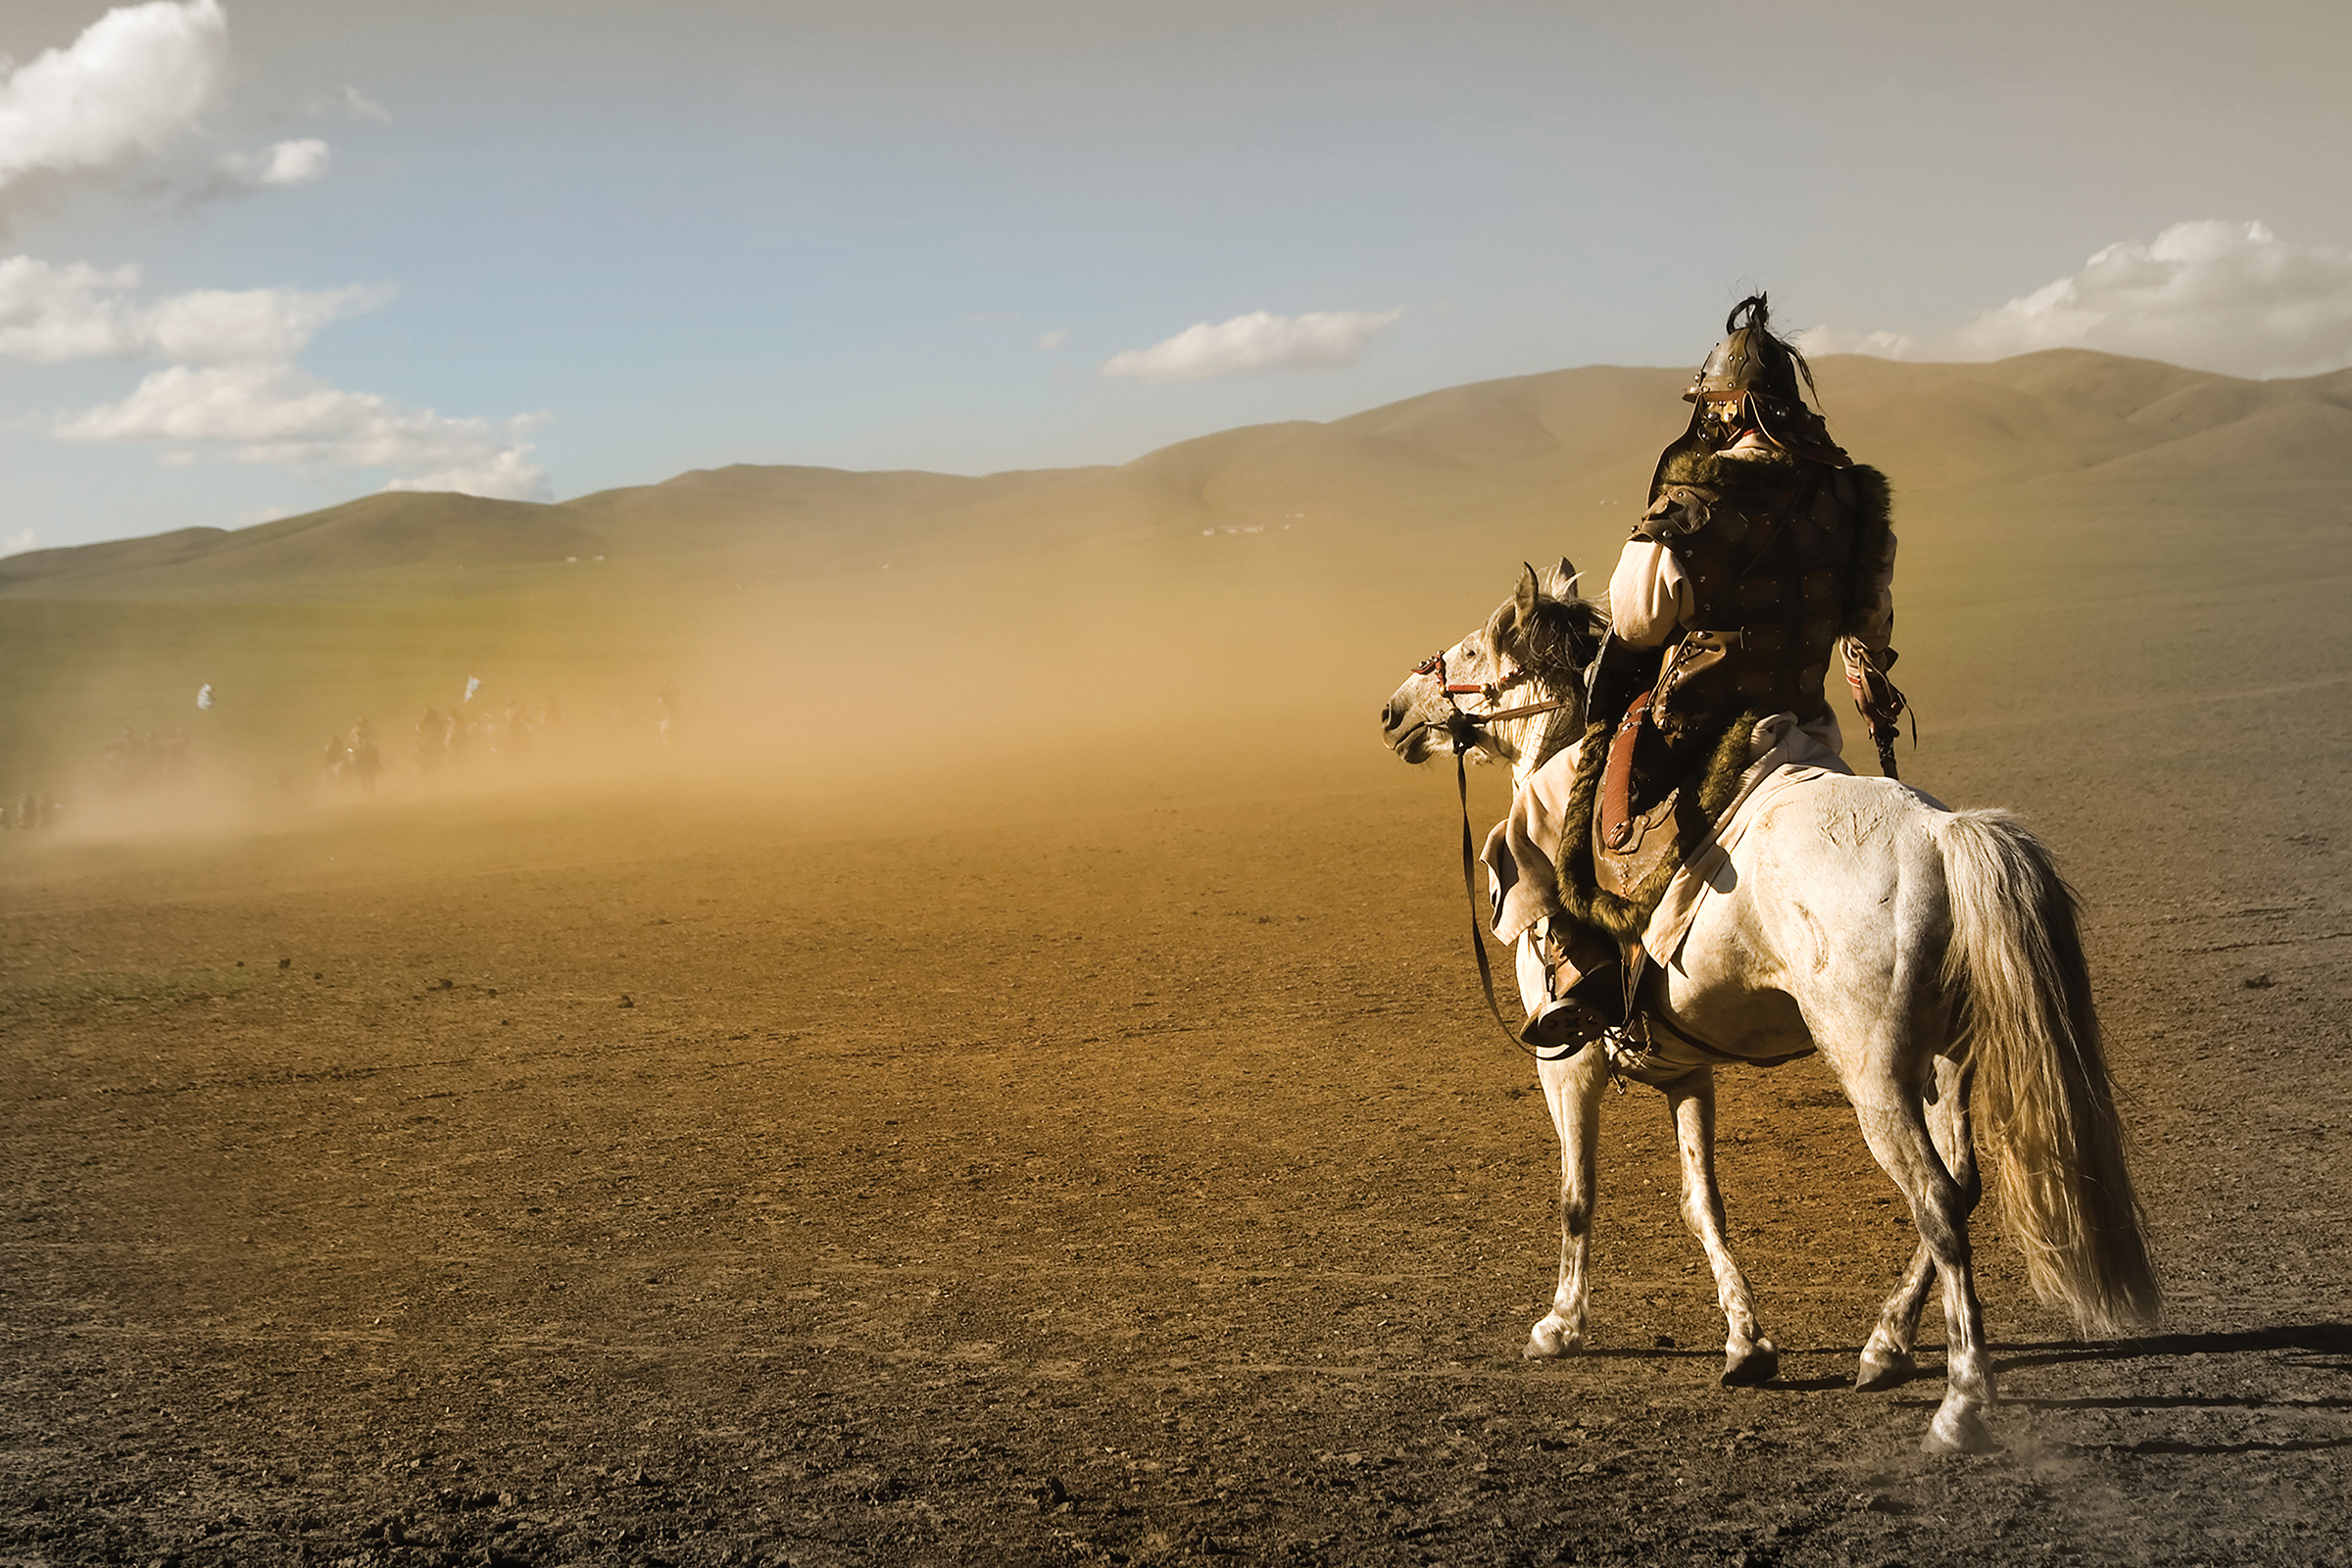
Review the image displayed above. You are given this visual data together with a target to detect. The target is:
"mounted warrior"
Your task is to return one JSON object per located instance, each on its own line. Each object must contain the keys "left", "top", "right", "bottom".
{"left": 1382, "top": 300, "right": 2156, "bottom": 1449}
{"left": 1491, "top": 294, "right": 1905, "bottom": 1054}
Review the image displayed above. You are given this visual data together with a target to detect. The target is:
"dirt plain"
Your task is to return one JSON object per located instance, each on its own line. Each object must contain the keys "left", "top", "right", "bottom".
{"left": 5, "top": 662, "right": 2350, "bottom": 1568}
{"left": 4, "top": 355, "right": 2352, "bottom": 1566}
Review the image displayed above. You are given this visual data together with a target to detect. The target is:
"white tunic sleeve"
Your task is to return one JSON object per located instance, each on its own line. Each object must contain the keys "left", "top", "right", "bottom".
{"left": 1608, "top": 540, "right": 1690, "bottom": 650}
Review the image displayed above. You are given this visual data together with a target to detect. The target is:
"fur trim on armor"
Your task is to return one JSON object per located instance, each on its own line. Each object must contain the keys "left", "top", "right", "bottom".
{"left": 1847, "top": 463, "right": 1891, "bottom": 523}
{"left": 1655, "top": 447, "right": 1815, "bottom": 490}
{"left": 1841, "top": 464, "right": 1893, "bottom": 633}
{"left": 1553, "top": 709, "right": 1769, "bottom": 944}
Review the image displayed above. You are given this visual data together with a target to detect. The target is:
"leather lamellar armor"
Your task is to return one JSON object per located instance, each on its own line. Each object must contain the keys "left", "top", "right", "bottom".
{"left": 1634, "top": 448, "right": 1892, "bottom": 743}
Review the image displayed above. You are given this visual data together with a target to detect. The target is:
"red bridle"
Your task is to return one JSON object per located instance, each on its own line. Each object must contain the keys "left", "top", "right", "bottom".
{"left": 1410, "top": 650, "right": 1575, "bottom": 733}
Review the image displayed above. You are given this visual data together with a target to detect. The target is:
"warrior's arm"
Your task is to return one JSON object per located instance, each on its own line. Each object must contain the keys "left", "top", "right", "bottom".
{"left": 1606, "top": 539, "right": 1690, "bottom": 650}
{"left": 1847, "top": 527, "right": 1898, "bottom": 651}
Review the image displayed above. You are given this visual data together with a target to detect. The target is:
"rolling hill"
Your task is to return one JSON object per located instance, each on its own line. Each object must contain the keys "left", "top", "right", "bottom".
{"left": 7, "top": 349, "right": 2347, "bottom": 604}
{"left": 1, "top": 347, "right": 2345, "bottom": 814}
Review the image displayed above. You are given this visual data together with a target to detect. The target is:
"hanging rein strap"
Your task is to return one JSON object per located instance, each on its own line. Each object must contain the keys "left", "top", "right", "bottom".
{"left": 1451, "top": 732, "right": 1539, "bottom": 1052}
{"left": 1416, "top": 649, "right": 1577, "bottom": 1056}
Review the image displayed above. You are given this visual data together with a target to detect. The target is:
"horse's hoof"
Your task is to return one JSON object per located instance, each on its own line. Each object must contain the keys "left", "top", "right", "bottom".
{"left": 1720, "top": 1337, "right": 1779, "bottom": 1388}
{"left": 1525, "top": 1319, "right": 1585, "bottom": 1360}
{"left": 1854, "top": 1347, "right": 1917, "bottom": 1393}
{"left": 1920, "top": 1401, "right": 1994, "bottom": 1456}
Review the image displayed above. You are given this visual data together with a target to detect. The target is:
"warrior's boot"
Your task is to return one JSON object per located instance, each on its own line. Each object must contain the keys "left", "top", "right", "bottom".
{"left": 1520, "top": 915, "right": 1624, "bottom": 1055}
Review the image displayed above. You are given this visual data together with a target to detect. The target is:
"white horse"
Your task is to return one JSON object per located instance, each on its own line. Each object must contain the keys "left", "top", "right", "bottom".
{"left": 1379, "top": 560, "right": 2158, "bottom": 1454}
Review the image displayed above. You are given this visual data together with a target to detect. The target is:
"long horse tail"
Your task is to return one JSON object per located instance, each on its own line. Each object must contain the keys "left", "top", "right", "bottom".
{"left": 1934, "top": 808, "right": 2160, "bottom": 1336}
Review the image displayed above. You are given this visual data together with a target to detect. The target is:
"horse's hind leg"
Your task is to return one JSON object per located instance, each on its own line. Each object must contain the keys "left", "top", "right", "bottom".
{"left": 1857, "top": 1055, "right": 1978, "bottom": 1393}
{"left": 1857, "top": 1243, "right": 1935, "bottom": 1392}
{"left": 1851, "top": 1078, "right": 1996, "bottom": 1453}
{"left": 1525, "top": 1047, "right": 1610, "bottom": 1359}
{"left": 1664, "top": 1069, "right": 1778, "bottom": 1387}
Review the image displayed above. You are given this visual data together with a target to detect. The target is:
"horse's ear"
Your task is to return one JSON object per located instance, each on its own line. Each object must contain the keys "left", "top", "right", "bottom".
{"left": 1551, "top": 557, "right": 1578, "bottom": 597}
{"left": 1514, "top": 562, "right": 1543, "bottom": 623}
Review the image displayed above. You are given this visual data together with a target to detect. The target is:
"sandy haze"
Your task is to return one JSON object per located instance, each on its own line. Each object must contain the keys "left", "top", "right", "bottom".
{"left": 1, "top": 350, "right": 2348, "bottom": 1565}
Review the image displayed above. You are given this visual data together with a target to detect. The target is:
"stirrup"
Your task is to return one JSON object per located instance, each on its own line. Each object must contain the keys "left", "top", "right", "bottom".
{"left": 1519, "top": 997, "right": 1611, "bottom": 1060}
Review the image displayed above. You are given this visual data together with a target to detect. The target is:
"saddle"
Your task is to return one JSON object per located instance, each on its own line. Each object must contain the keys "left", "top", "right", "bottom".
{"left": 1523, "top": 698, "right": 1766, "bottom": 1065}
{"left": 1594, "top": 691, "right": 1680, "bottom": 903}
{"left": 1553, "top": 701, "right": 1764, "bottom": 964}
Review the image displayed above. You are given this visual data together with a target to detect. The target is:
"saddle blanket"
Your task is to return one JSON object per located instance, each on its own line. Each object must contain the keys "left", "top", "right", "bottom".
{"left": 1482, "top": 710, "right": 1850, "bottom": 978}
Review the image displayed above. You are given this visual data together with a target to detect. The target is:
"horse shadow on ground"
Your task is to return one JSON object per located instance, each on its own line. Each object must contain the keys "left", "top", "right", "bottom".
{"left": 1936, "top": 1322, "right": 2350, "bottom": 1455}
{"left": 1995, "top": 1320, "right": 2352, "bottom": 1378}
{"left": 1561, "top": 1324, "right": 2352, "bottom": 1453}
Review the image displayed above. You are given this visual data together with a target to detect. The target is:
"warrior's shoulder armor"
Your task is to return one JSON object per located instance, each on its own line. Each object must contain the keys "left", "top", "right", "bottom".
{"left": 1632, "top": 450, "right": 1735, "bottom": 546}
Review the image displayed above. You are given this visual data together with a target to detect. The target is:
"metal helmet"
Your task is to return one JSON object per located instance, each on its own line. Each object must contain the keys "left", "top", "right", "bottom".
{"left": 1685, "top": 295, "right": 1810, "bottom": 407}
{"left": 1646, "top": 294, "right": 1848, "bottom": 498}
{"left": 1669, "top": 293, "right": 1848, "bottom": 470}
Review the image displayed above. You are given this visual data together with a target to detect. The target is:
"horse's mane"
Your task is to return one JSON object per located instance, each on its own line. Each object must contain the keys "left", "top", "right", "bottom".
{"left": 1524, "top": 592, "right": 1607, "bottom": 694}
{"left": 1487, "top": 580, "right": 1606, "bottom": 697}
{"left": 1491, "top": 574, "right": 1608, "bottom": 773}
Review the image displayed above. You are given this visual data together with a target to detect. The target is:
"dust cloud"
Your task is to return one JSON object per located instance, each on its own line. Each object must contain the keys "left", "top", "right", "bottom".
{"left": 3, "top": 352, "right": 2348, "bottom": 1564}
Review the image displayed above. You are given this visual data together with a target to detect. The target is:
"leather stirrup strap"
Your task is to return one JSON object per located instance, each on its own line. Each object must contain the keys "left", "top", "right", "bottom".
{"left": 1619, "top": 939, "right": 1648, "bottom": 1026}
{"left": 1597, "top": 691, "right": 1652, "bottom": 851}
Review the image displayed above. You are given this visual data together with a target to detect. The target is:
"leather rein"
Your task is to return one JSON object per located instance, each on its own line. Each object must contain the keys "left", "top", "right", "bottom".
{"left": 1410, "top": 650, "right": 1581, "bottom": 1057}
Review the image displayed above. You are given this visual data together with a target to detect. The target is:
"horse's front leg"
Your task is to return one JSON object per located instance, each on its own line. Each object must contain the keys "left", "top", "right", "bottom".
{"left": 1857, "top": 1055, "right": 1978, "bottom": 1393}
{"left": 1525, "top": 1044, "right": 1610, "bottom": 1359}
{"left": 1663, "top": 1069, "right": 1778, "bottom": 1386}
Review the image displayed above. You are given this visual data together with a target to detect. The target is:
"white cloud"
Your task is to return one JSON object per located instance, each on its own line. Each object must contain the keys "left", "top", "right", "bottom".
{"left": 6, "top": 263, "right": 544, "bottom": 502}
{"left": 1101, "top": 307, "right": 1402, "bottom": 383}
{"left": 385, "top": 445, "right": 548, "bottom": 499}
{"left": 1035, "top": 327, "right": 1069, "bottom": 351}
{"left": 1795, "top": 325, "right": 1922, "bottom": 359}
{"left": 297, "top": 84, "right": 387, "bottom": 124}
{"left": 0, "top": 0, "right": 226, "bottom": 195}
{"left": 219, "top": 137, "right": 330, "bottom": 189}
{"left": 1801, "top": 221, "right": 2352, "bottom": 380}
{"left": 0, "top": 257, "right": 142, "bottom": 360}
{"left": 146, "top": 281, "right": 385, "bottom": 360}
{"left": 0, "top": 255, "right": 385, "bottom": 363}
{"left": 1, "top": 526, "right": 36, "bottom": 557}
{"left": 58, "top": 362, "right": 549, "bottom": 500}
{"left": 0, "top": 6, "right": 540, "bottom": 503}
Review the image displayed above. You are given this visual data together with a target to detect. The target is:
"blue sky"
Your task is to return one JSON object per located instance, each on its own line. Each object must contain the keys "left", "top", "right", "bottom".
{"left": 3, "top": 0, "right": 2348, "bottom": 552}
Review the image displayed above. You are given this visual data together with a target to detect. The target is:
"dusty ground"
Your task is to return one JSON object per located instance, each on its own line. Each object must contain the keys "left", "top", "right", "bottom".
{"left": 2, "top": 677, "right": 2347, "bottom": 1568}
{"left": 4, "top": 462, "right": 2350, "bottom": 1568}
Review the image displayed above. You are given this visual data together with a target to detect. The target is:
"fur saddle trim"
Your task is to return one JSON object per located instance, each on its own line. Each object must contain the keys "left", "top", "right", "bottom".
{"left": 1554, "top": 709, "right": 1771, "bottom": 944}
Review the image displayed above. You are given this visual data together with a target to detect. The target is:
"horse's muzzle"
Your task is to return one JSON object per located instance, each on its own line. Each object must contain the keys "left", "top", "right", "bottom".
{"left": 1386, "top": 718, "right": 1436, "bottom": 762}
